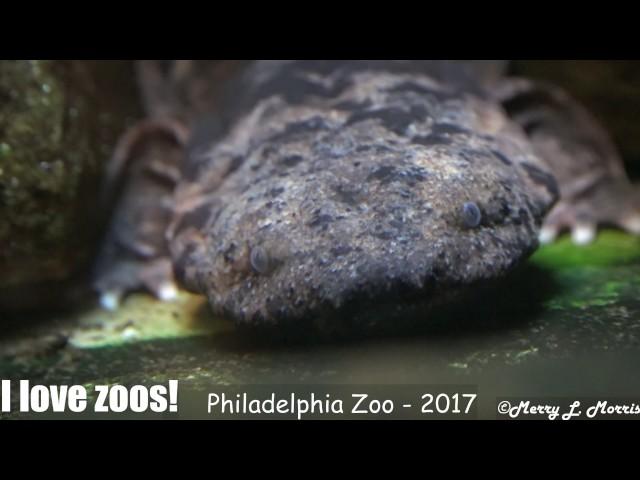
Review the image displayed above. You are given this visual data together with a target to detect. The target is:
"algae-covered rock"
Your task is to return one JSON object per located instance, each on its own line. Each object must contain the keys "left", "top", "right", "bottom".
{"left": 0, "top": 60, "right": 140, "bottom": 310}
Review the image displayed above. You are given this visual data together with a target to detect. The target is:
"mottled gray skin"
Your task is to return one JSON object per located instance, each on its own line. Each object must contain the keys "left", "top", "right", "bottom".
{"left": 94, "top": 61, "right": 639, "bottom": 335}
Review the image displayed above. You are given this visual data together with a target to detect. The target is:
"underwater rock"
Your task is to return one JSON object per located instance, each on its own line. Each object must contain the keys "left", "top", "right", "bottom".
{"left": 0, "top": 60, "right": 140, "bottom": 311}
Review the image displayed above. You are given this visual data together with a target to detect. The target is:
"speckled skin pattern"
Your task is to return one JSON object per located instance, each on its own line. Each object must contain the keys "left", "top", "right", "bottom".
{"left": 94, "top": 61, "right": 639, "bottom": 334}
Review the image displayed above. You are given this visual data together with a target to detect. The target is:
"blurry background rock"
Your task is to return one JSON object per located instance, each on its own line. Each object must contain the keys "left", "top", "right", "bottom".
{"left": 513, "top": 60, "right": 640, "bottom": 178}
{"left": 0, "top": 60, "right": 141, "bottom": 311}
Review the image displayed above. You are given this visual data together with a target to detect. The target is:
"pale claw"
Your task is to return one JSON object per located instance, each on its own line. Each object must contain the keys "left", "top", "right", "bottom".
{"left": 99, "top": 291, "right": 122, "bottom": 311}
{"left": 538, "top": 226, "right": 558, "bottom": 245}
{"left": 571, "top": 224, "right": 596, "bottom": 246}
{"left": 156, "top": 282, "right": 179, "bottom": 302}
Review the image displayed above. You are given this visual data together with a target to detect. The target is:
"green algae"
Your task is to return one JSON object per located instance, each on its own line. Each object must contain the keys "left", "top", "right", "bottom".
{"left": 526, "top": 231, "right": 640, "bottom": 314}
{"left": 531, "top": 230, "right": 640, "bottom": 269}
{"left": 68, "top": 291, "right": 233, "bottom": 349}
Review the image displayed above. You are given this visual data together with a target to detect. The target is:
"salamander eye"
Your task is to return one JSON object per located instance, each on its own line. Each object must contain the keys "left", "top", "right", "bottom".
{"left": 250, "top": 246, "right": 270, "bottom": 274}
{"left": 461, "top": 202, "right": 482, "bottom": 228}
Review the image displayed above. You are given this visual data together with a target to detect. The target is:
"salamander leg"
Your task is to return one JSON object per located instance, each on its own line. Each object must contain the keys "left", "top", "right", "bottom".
{"left": 93, "top": 118, "right": 188, "bottom": 309}
{"left": 495, "top": 77, "right": 640, "bottom": 245}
